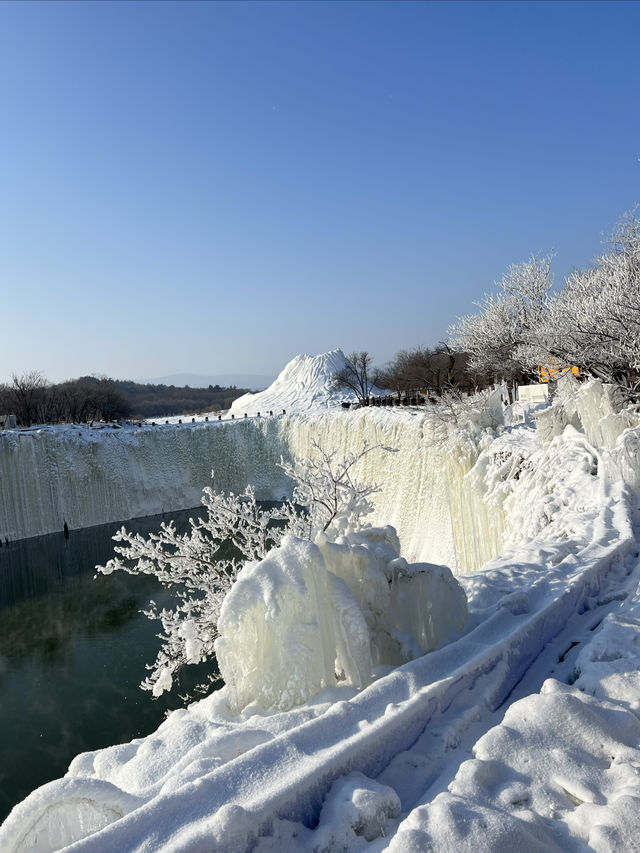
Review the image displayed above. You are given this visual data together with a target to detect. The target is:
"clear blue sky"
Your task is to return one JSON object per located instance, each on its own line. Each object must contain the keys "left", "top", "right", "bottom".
{"left": 1, "top": 0, "right": 639, "bottom": 384}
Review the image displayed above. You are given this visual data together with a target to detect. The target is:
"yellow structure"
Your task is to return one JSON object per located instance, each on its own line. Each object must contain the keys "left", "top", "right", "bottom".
{"left": 537, "top": 363, "right": 579, "bottom": 383}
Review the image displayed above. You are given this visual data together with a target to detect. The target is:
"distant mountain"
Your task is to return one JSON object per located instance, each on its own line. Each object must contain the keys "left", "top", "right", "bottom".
{"left": 143, "top": 373, "right": 275, "bottom": 391}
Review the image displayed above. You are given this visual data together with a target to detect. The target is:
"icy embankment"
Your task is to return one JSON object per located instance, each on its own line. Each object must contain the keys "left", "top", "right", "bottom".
{"left": 0, "top": 419, "right": 292, "bottom": 542}
{"left": 4, "top": 379, "right": 640, "bottom": 851}
{"left": 0, "top": 348, "right": 405, "bottom": 543}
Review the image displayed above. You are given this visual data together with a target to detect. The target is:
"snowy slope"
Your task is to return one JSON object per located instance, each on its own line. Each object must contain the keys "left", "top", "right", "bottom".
{"left": 3, "top": 381, "right": 640, "bottom": 851}
{"left": 228, "top": 349, "right": 372, "bottom": 415}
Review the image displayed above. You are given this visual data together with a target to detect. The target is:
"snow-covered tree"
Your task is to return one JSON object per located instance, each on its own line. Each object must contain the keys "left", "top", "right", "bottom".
{"left": 96, "top": 442, "right": 388, "bottom": 698}
{"left": 447, "top": 255, "right": 554, "bottom": 381}
{"left": 448, "top": 210, "right": 640, "bottom": 392}
{"left": 538, "top": 210, "right": 640, "bottom": 389}
{"left": 279, "top": 440, "right": 389, "bottom": 539}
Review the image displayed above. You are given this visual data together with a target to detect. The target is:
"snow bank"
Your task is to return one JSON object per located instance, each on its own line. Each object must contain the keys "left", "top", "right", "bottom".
{"left": 389, "top": 681, "right": 640, "bottom": 852}
{"left": 215, "top": 529, "right": 467, "bottom": 713}
{"left": 388, "top": 549, "right": 640, "bottom": 853}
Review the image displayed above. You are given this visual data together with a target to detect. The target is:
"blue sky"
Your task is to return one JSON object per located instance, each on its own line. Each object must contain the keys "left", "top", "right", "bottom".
{"left": 1, "top": 0, "right": 639, "bottom": 384}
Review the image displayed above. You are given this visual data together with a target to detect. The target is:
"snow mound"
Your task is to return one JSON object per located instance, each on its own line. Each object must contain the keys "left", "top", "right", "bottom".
{"left": 229, "top": 349, "right": 359, "bottom": 416}
{"left": 215, "top": 528, "right": 467, "bottom": 713}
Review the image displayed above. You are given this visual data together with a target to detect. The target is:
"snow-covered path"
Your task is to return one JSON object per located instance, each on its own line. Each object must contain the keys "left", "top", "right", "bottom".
{"left": 373, "top": 498, "right": 640, "bottom": 852}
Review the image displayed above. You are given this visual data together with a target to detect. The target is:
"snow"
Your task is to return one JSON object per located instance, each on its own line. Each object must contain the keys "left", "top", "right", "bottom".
{"left": 3, "top": 378, "right": 640, "bottom": 850}
{"left": 215, "top": 529, "right": 466, "bottom": 713}
{"left": 228, "top": 349, "right": 378, "bottom": 416}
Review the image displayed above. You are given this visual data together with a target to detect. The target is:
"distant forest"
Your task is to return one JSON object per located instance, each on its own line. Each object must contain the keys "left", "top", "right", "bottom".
{"left": 0, "top": 373, "right": 250, "bottom": 426}
{"left": 111, "top": 379, "right": 249, "bottom": 419}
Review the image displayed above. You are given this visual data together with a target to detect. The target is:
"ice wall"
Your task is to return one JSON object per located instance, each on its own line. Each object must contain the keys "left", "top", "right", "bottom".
{"left": 6, "top": 385, "right": 635, "bottom": 573}
{"left": 0, "top": 421, "right": 291, "bottom": 543}
{"left": 278, "top": 409, "right": 506, "bottom": 573}
{"left": 0, "top": 409, "right": 509, "bottom": 573}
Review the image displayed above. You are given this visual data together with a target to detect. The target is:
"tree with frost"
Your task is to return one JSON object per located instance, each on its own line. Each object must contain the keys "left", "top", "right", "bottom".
{"left": 538, "top": 210, "right": 640, "bottom": 390}
{"left": 332, "top": 351, "right": 375, "bottom": 405}
{"left": 96, "top": 442, "right": 388, "bottom": 698}
{"left": 448, "top": 209, "right": 640, "bottom": 393}
{"left": 448, "top": 255, "right": 554, "bottom": 381}
{"left": 279, "top": 440, "right": 387, "bottom": 539}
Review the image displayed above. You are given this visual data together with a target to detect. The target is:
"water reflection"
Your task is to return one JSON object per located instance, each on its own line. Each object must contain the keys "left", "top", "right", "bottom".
{"left": 0, "top": 509, "right": 220, "bottom": 822}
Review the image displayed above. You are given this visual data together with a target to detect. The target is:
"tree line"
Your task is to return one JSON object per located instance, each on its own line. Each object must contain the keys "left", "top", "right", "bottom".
{"left": 333, "top": 347, "right": 492, "bottom": 406}
{"left": 336, "top": 208, "right": 640, "bottom": 406}
{"left": 0, "top": 374, "right": 248, "bottom": 426}
{"left": 447, "top": 208, "right": 640, "bottom": 391}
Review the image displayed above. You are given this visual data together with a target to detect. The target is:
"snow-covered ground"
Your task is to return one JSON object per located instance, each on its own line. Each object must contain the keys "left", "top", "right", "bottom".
{"left": 2, "top": 376, "right": 640, "bottom": 851}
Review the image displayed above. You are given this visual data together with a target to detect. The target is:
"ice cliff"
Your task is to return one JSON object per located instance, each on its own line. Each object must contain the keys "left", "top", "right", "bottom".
{"left": 3, "top": 378, "right": 639, "bottom": 577}
{"left": 0, "top": 410, "right": 492, "bottom": 571}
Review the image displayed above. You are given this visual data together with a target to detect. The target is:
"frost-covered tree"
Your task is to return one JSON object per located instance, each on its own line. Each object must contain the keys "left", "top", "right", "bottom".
{"left": 448, "top": 209, "right": 640, "bottom": 392}
{"left": 538, "top": 210, "right": 640, "bottom": 389}
{"left": 96, "top": 442, "right": 388, "bottom": 698}
{"left": 448, "top": 255, "right": 554, "bottom": 381}
{"left": 279, "top": 440, "right": 389, "bottom": 539}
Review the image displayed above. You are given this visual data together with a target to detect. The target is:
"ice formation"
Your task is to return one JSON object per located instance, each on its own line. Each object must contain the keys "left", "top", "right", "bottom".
{"left": 3, "top": 378, "right": 640, "bottom": 576}
{"left": 0, "top": 418, "right": 291, "bottom": 542}
{"left": 215, "top": 529, "right": 467, "bottom": 713}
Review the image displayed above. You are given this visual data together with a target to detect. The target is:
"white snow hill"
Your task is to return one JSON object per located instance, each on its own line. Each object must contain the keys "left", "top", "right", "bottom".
{"left": 229, "top": 349, "right": 365, "bottom": 416}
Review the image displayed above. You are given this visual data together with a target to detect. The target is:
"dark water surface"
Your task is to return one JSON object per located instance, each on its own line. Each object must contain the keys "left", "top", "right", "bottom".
{"left": 0, "top": 509, "right": 220, "bottom": 822}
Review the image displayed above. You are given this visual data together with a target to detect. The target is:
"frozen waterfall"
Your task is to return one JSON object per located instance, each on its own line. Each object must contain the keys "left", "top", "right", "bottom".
{"left": 0, "top": 412, "right": 497, "bottom": 573}
{"left": 3, "top": 380, "right": 638, "bottom": 573}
